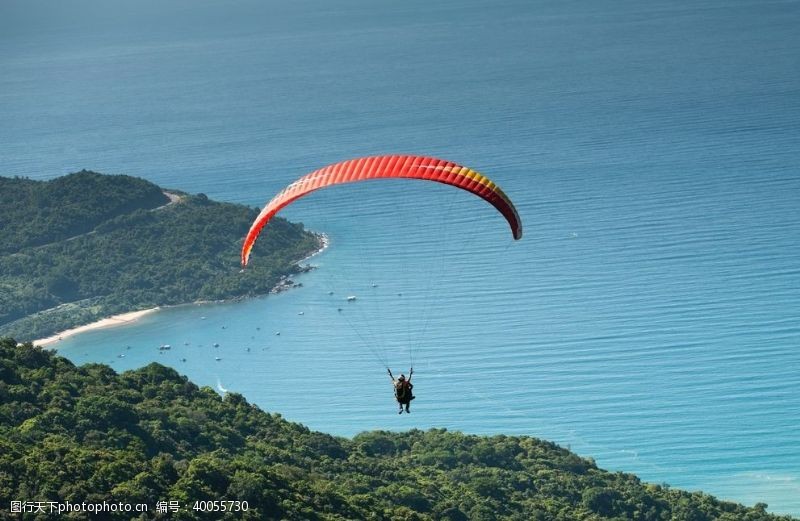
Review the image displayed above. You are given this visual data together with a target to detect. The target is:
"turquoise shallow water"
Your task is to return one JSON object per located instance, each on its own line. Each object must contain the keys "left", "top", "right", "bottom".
{"left": 2, "top": 0, "right": 799, "bottom": 514}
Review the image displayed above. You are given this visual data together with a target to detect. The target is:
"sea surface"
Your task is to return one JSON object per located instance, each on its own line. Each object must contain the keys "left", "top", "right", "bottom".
{"left": 2, "top": 0, "right": 799, "bottom": 514}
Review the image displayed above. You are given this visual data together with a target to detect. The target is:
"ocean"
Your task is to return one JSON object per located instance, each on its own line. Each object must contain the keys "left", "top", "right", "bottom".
{"left": 2, "top": 0, "right": 799, "bottom": 514}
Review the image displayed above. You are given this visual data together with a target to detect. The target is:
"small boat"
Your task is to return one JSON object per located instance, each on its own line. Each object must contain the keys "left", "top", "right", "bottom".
{"left": 117, "top": 354, "right": 125, "bottom": 358}
{"left": 275, "top": 331, "right": 281, "bottom": 336}
{"left": 159, "top": 344, "right": 171, "bottom": 350}
{"left": 347, "top": 295, "right": 357, "bottom": 301}
{"left": 298, "top": 311, "right": 305, "bottom": 316}
{"left": 328, "top": 291, "right": 334, "bottom": 296}
{"left": 181, "top": 358, "right": 187, "bottom": 362}
{"left": 215, "top": 357, "right": 221, "bottom": 361}
{"left": 372, "top": 284, "right": 378, "bottom": 288}
{"left": 213, "top": 343, "right": 220, "bottom": 347}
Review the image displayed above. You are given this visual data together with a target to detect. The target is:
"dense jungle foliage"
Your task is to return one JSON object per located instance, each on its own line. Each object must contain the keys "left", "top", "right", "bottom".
{"left": 0, "top": 171, "right": 169, "bottom": 254}
{"left": 0, "top": 339, "right": 793, "bottom": 521}
{"left": 0, "top": 172, "right": 320, "bottom": 341}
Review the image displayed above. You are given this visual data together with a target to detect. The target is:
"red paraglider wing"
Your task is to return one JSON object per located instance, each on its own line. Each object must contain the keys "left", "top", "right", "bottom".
{"left": 242, "top": 155, "right": 522, "bottom": 266}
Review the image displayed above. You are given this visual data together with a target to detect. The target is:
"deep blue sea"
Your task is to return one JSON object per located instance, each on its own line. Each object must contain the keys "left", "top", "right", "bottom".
{"left": 2, "top": 0, "right": 799, "bottom": 514}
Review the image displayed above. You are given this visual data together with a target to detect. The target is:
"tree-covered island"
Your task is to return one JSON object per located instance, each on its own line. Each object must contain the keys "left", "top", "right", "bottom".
{"left": 0, "top": 171, "right": 321, "bottom": 341}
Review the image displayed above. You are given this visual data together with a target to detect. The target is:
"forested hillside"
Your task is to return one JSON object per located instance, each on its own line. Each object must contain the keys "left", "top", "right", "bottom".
{"left": 0, "top": 171, "right": 168, "bottom": 254}
{"left": 0, "top": 172, "right": 320, "bottom": 341}
{"left": 0, "top": 339, "right": 793, "bottom": 521}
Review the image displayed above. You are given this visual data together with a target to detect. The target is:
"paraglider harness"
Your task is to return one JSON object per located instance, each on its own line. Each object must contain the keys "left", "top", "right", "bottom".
{"left": 388, "top": 368, "right": 415, "bottom": 404}
{"left": 396, "top": 379, "right": 413, "bottom": 403}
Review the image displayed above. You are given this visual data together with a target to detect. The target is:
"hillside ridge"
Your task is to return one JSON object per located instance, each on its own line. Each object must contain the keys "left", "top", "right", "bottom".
{"left": 0, "top": 339, "right": 794, "bottom": 521}
{"left": 0, "top": 172, "right": 320, "bottom": 341}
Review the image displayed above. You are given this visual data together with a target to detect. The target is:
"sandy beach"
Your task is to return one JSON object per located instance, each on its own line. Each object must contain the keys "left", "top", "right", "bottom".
{"left": 31, "top": 233, "right": 330, "bottom": 349}
{"left": 33, "top": 308, "right": 159, "bottom": 348}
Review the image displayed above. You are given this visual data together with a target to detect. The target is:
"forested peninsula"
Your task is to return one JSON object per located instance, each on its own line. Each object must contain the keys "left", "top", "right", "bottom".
{"left": 0, "top": 339, "right": 793, "bottom": 521}
{"left": 0, "top": 171, "right": 320, "bottom": 341}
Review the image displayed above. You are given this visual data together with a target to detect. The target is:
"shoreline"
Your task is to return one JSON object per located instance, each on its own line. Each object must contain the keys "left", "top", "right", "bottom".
{"left": 32, "top": 232, "right": 330, "bottom": 348}
{"left": 302, "top": 231, "right": 329, "bottom": 263}
{"left": 33, "top": 308, "right": 160, "bottom": 348}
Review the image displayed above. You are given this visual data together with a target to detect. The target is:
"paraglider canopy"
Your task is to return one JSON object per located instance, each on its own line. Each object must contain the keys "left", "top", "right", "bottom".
{"left": 241, "top": 155, "right": 522, "bottom": 267}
